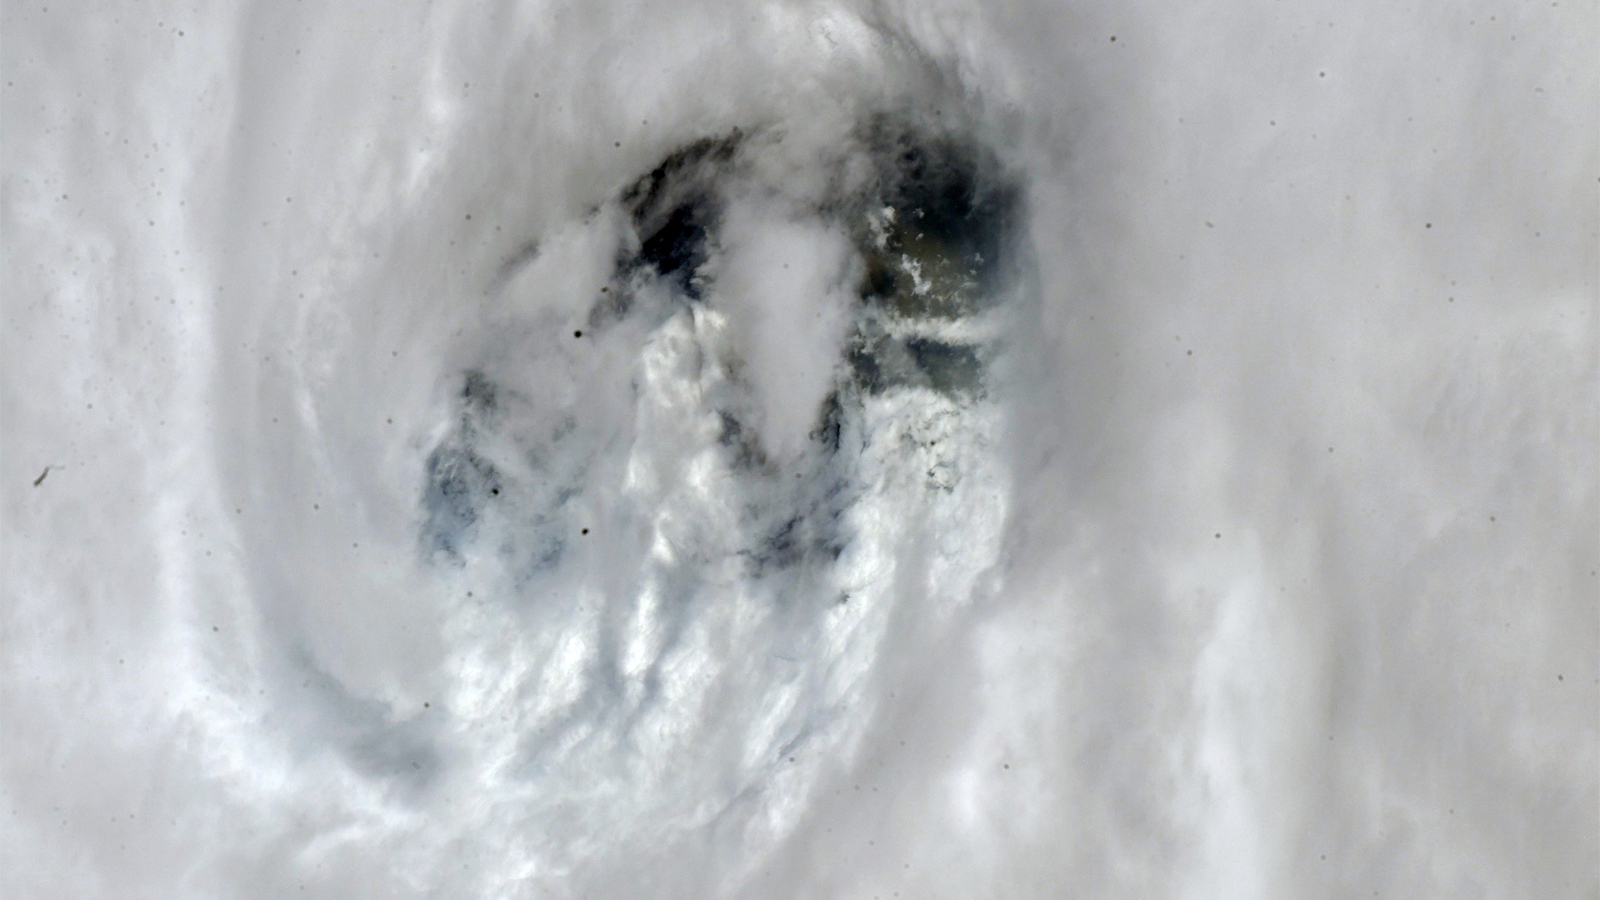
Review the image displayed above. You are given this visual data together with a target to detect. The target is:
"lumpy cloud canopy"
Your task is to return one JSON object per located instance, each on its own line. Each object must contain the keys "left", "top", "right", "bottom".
{"left": 2, "top": 1, "right": 1595, "bottom": 898}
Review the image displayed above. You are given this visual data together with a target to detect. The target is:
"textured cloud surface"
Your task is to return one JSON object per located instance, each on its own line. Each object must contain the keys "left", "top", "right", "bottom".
{"left": 3, "top": 1, "right": 1595, "bottom": 898}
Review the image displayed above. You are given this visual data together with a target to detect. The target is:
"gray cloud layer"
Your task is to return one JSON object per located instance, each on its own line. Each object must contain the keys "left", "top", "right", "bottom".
{"left": 3, "top": 1, "right": 1595, "bottom": 898}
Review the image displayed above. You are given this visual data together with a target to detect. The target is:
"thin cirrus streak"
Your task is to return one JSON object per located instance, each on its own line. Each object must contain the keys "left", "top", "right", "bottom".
{"left": 1, "top": 1, "right": 1594, "bottom": 899}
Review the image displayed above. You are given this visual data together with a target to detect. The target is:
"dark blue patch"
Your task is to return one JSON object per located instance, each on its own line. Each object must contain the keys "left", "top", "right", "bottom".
{"left": 812, "top": 391, "right": 844, "bottom": 453}
{"left": 876, "top": 129, "right": 1018, "bottom": 291}
{"left": 615, "top": 133, "right": 743, "bottom": 300}
{"left": 906, "top": 338, "right": 983, "bottom": 395}
{"left": 421, "top": 443, "right": 499, "bottom": 560}
{"left": 637, "top": 201, "right": 711, "bottom": 292}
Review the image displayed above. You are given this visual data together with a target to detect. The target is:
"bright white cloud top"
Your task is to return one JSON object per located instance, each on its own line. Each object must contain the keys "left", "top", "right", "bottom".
{"left": 2, "top": 1, "right": 1595, "bottom": 898}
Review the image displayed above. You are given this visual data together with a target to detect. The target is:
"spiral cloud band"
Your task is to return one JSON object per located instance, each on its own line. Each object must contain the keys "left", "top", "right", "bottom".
{"left": 3, "top": 1, "right": 1595, "bottom": 898}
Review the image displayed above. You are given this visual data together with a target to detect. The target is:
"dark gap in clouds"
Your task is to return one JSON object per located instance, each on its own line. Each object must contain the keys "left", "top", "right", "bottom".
{"left": 863, "top": 118, "right": 1019, "bottom": 301}
{"left": 424, "top": 116, "right": 1021, "bottom": 585}
{"left": 392, "top": 110, "right": 1028, "bottom": 856}
{"left": 620, "top": 131, "right": 745, "bottom": 299}
{"left": 905, "top": 337, "right": 983, "bottom": 396}
{"left": 421, "top": 442, "right": 498, "bottom": 561}
{"left": 717, "top": 410, "right": 769, "bottom": 471}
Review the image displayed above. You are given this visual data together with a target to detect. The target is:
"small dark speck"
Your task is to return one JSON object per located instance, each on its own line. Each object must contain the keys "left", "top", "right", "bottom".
{"left": 1204, "top": 221, "right": 1214, "bottom": 228}
{"left": 1426, "top": 223, "right": 1432, "bottom": 229}
{"left": 1489, "top": 515, "right": 1496, "bottom": 522}
{"left": 614, "top": 142, "right": 621, "bottom": 148}
{"left": 1215, "top": 533, "right": 1222, "bottom": 539}
{"left": 1557, "top": 674, "right": 1563, "bottom": 681}
{"left": 600, "top": 286, "right": 609, "bottom": 293}
{"left": 32, "top": 466, "right": 49, "bottom": 487}
{"left": 1319, "top": 71, "right": 1326, "bottom": 77}
{"left": 1109, "top": 35, "right": 1116, "bottom": 41}
{"left": 574, "top": 330, "right": 583, "bottom": 338}
{"left": 581, "top": 528, "right": 590, "bottom": 535}
{"left": 424, "top": 702, "right": 431, "bottom": 707}
{"left": 212, "top": 626, "right": 218, "bottom": 632}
